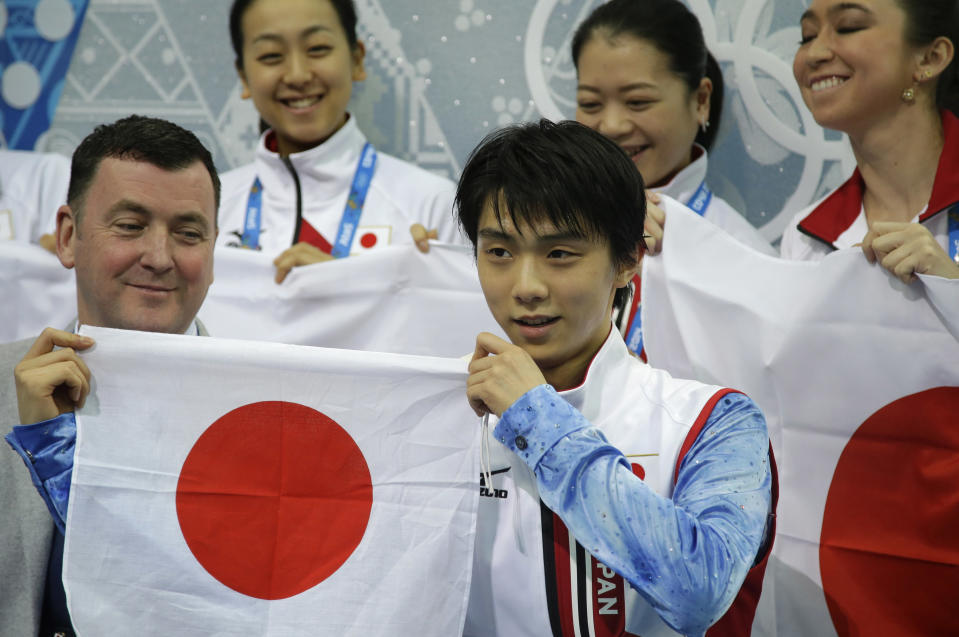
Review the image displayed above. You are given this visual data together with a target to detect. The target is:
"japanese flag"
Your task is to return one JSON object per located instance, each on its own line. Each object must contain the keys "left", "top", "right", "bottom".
{"left": 65, "top": 327, "right": 480, "bottom": 636}
{"left": 198, "top": 243, "right": 504, "bottom": 357}
{"left": 641, "top": 201, "right": 959, "bottom": 636}
{"left": 349, "top": 225, "right": 392, "bottom": 254}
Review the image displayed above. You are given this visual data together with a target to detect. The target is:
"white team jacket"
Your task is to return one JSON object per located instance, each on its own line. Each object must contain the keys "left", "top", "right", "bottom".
{"left": 465, "top": 332, "right": 768, "bottom": 637}
{"left": 655, "top": 146, "right": 775, "bottom": 256}
{"left": 0, "top": 150, "right": 70, "bottom": 243}
{"left": 216, "top": 116, "right": 460, "bottom": 256}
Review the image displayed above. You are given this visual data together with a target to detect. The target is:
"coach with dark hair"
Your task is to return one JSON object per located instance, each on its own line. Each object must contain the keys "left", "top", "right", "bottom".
{"left": 0, "top": 115, "right": 220, "bottom": 637}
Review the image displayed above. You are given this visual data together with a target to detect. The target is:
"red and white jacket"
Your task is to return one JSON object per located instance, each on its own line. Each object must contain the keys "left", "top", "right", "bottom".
{"left": 781, "top": 111, "right": 959, "bottom": 261}
{"left": 465, "top": 331, "right": 777, "bottom": 637}
{"left": 216, "top": 116, "right": 461, "bottom": 257}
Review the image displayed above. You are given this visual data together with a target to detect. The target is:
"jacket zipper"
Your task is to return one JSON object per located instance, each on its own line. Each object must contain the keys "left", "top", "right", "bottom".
{"left": 282, "top": 155, "right": 304, "bottom": 246}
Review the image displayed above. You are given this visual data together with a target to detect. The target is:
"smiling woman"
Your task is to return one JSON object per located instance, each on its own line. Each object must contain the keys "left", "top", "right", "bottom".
{"left": 569, "top": 0, "right": 775, "bottom": 361}
{"left": 570, "top": 0, "right": 773, "bottom": 256}
{"left": 215, "top": 0, "right": 462, "bottom": 283}
{"left": 781, "top": 0, "right": 959, "bottom": 283}
{"left": 234, "top": 0, "right": 361, "bottom": 157}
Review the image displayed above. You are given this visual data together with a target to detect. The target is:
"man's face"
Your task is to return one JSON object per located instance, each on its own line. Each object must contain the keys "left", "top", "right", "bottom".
{"left": 57, "top": 158, "right": 217, "bottom": 334}
{"left": 475, "top": 203, "right": 635, "bottom": 390}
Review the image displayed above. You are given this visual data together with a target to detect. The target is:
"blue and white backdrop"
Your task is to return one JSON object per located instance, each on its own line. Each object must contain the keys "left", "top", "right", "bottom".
{"left": 1, "top": 0, "right": 853, "bottom": 243}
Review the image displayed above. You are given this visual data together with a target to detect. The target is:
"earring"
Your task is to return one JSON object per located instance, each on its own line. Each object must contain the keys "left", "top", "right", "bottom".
{"left": 924, "top": 69, "right": 933, "bottom": 79}
{"left": 901, "top": 87, "right": 916, "bottom": 103}
{"left": 699, "top": 119, "right": 709, "bottom": 133}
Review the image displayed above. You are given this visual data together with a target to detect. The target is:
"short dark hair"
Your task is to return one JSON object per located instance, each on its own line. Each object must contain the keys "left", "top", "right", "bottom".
{"left": 229, "top": 0, "right": 359, "bottom": 69}
{"left": 455, "top": 119, "right": 646, "bottom": 311}
{"left": 571, "top": 0, "right": 723, "bottom": 150}
{"left": 895, "top": 0, "right": 959, "bottom": 115}
{"left": 67, "top": 115, "right": 220, "bottom": 214}
{"left": 67, "top": 115, "right": 220, "bottom": 223}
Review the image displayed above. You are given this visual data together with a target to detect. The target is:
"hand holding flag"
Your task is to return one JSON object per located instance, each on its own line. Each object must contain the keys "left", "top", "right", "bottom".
{"left": 14, "top": 328, "right": 94, "bottom": 423}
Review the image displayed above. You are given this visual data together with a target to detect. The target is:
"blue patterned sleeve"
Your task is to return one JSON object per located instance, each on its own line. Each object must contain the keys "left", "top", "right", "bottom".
{"left": 495, "top": 385, "right": 771, "bottom": 637}
{"left": 4, "top": 412, "right": 77, "bottom": 534}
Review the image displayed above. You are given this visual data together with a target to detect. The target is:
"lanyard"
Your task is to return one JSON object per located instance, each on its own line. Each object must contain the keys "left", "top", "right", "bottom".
{"left": 624, "top": 274, "right": 644, "bottom": 357}
{"left": 625, "top": 306, "right": 644, "bottom": 357}
{"left": 240, "top": 143, "right": 378, "bottom": 254}
{"left": 949, "top": 205, "right": 959, "bottom": 264}
{"left": 331, "top": 142, "right": 377, "bottom": 258}
{"left": 686, "top": 179, "right": 713, "bottom": 216}
{"left": 240, "top": 178, "right": 263, "bottom": 249}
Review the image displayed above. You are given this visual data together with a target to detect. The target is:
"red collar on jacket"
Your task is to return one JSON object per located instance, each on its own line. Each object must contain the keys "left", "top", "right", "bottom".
{"left": 798, "top": 110, "right": 959, "bottom": 247}
{"left": 265, "top": 130, "right": 279, "bottom": 153}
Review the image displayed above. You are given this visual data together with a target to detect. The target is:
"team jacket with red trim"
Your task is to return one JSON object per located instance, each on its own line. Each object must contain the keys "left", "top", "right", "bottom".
{"left": 465, "top": 330, "right": 774, "bottom": 637}
{"left": 216, "top": 116, "right": 462, "bottom": 256}
{"left": 781, "top": 110, "right": 959, "bottom": 261}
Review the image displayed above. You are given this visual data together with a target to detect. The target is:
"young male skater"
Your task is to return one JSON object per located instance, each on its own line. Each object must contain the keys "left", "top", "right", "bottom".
{"left": 458, "top": 119, "right": 775, "bottom": 637}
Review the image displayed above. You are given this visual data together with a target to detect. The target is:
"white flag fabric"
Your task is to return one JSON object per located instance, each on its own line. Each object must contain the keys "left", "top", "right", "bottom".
{"left": 0, "top": 241, "right": 75, "bottom": 340}
{"left": 0, "top": 242, "right": 502, "bottom": 355}
{"left": 642, "top": 202, "right": 959, "bottom": 637}
{"left": 198, "top": 243, "right": 502, "bottom": 356}
{"left": 66, "top": 326, "right": 480, "bottom": 636}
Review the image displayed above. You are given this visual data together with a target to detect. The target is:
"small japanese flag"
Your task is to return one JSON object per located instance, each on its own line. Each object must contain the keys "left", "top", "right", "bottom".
{"left": 65, "top": 327, "right": 480, "bottom": 636}
{"left": 350, "top": 225, "right": 392, "bottom": 254}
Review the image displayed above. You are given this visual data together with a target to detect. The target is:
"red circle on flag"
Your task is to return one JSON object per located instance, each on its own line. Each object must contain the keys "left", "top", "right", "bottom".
{"left": 820, "top": 387, "right": 959, "bottom": 635}
{"left": 175, "top": 401, "right": 373, "bottom": 600}
{"left": 359, "top": 232, "right": 378, "bottom": 249}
